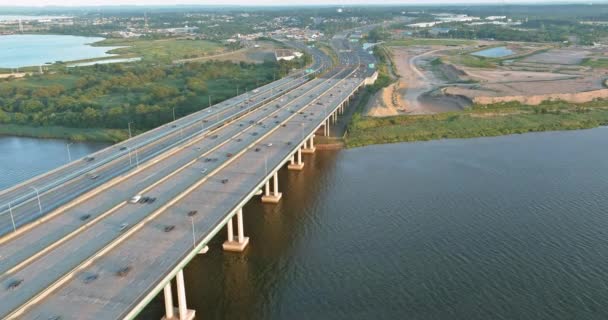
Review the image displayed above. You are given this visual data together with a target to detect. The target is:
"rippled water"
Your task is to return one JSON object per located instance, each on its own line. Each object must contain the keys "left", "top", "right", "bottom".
{"left": 137, "top": 127, "right": 608, "bottom": 320}
{"left": 0, "top": 136, "right": 109, "bottom": 190}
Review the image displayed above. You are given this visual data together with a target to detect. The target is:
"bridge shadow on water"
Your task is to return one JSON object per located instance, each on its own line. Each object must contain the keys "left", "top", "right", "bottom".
{"left": 138, "top": 149, "right": 342, "bottom": 320}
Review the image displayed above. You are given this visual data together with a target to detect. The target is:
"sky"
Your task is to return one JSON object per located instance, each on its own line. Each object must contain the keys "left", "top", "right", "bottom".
{"left": 0, "top": 0, "right": 598, "bottom": 7}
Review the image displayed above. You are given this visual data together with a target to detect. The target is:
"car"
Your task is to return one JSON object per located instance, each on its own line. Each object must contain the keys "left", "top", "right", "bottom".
{"left": 116, "top": 266, "right": 132, "bottom": 277}
{"left": 87, "top": 173, "right": 99, "bottom": 180}
{"left": 129, "top": 195, "right": 142, "bottom": 204}
{"left": 281, "top": 124, "right": 287, "bottom": 127}
{"left": 221, "top": 179, "right": 229, "bottom": 184}
{"left": 211, "top": 135, "right": 219, "bottom": 139}
{"left": 120, "top": 146, "right": 127, "bottom": 151}
{"left": 164, "top": 225, "right": 175, "bottom": 233}
{"left": 287, "top": 142, "right": 292, "bottom": 146}
{"left": 252, "top": 132, "right": 258, "bottom": 136}
{"left": 84, "top": 157, "right": 95, "bottom": 162}
{"left": 201, "top": 168, "right": 208, "bottom": 174}
{"left": 119, "top": 223, "right": 129, "bottom": 231}
{"left": 7, "top": 279, "right": 23, "bottom": 290}
{"left": 187, "top": 210, "right": 198, "bottom": 216}
{"left": 148, "top": 197, "right": 156, "bottom": 204}
{"left": 236, "top": 138, "right": 242, "bottom": 142}
{"left": 266, "top": 143, "right": 273, "bottom": 147}
{"left": 227, "top": 153, "right": 233, "bottom": 158}
{"left": 83, "top": 274, "right": 98, "bottom": 284}
{"left": 255, "top": 148, "right": 261, "bottom": 152}
{"left": 80, "top": 214, "right": 91, "bottom": 221}
{"left": 171, "top": 125, "right": 177, "bottom": 128}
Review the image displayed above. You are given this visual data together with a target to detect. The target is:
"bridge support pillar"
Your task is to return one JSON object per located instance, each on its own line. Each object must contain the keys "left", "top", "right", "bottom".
{"left": 162, "top": 271, "right": 195, "bottom": 320}
{"left": 324, "top": 118, "right": 330, "bottom": 136}
{"left": 223, "top": 208, "right": 249, "bottom": 252}
{"left": 302, "top": 136, "right": 315, "bottom": 154}
{"left": 288, "top": 148, "right": 304, "bottom": 170}
{"left": 262, "top": 172, "right": 282, "bottom": 203}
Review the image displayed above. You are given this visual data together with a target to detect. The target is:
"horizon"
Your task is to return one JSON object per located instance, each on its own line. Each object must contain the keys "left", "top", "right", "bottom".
{"left": 0, "top": 0, "right": 604, "bottom": 8}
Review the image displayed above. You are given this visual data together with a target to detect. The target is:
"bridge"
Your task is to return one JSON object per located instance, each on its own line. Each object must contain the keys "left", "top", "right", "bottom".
{"left": 0, "top": 34, "right": 377, "bottom": 320}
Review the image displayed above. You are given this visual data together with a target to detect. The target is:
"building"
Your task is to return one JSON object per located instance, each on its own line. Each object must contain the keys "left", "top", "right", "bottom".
{"left": 275, "top": 49, "right": 303, "bottom": 61}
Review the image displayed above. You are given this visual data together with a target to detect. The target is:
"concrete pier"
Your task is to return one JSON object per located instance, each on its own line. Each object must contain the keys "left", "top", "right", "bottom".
{"left": 162, "top": 271, "right": 195, "bottom": 320}
{"left": 262, "top": 172, "right": 282, "bottom": 203}
{"left": 302, "top": 136, "right": 316, "bottom": 154}
{"left": 222, "top": 209, "right": 249, "bottom": 252}
{"left": 288, "top": 148, "right": 304, "bottom": 170}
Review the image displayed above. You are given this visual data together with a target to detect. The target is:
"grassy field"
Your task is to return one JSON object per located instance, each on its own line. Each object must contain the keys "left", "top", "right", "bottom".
{"left": 386, "top": 38, "right": 475, "bottom": 47}
{"left": 93, "top": 38, "right": 225, "bottom": 63}
{"left": 581, "top": 57, "right": 608, "bottom": 68}
{"left": 346, "top": 100, "right": 608, "bottom": 147}
{"left": 0, "top": 124, "right": 128, "bottom": 142}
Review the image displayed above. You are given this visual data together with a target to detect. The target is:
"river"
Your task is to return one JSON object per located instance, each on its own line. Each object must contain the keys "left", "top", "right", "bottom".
{"left": 3, "top": 129, "right": 608, "bottom": 319}
{"left": 0, "top": 136, "right": 109, "bottom": 190}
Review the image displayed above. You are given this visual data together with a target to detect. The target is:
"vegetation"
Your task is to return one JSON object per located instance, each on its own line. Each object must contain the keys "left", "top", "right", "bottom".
{"left": 94, "top": 38, "right": 225, "bottom": 63}
{"left": 450, "top": 54, "right": 495, "bottom": 68}
{"left": 346, "top": 100, "right": 608, "bottom": 147}
{"left": 581, "top": 58, "right": 608, "bottom": 69}
{"left": 0, "top": 60, "right": 281, "bottom": 140}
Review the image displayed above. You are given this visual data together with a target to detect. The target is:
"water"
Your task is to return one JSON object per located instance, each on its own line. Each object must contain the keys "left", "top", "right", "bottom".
{"left": 0, "top": 35, "right": 122, "bottom": 68}
{"left": 3, "top": 129, "right": 608, "bottom": 319}
{"left": 472, "top": 46, "right": 514, "bottom": 58}
{"left": 0, "top": 136, "right": 109, "bottom": 190}
{"left": 139, "top": 127, "right": 608, "bottom": 320}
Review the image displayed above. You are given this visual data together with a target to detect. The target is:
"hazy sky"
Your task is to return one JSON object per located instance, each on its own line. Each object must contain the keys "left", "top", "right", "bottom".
{"left": 0, "top": 0, "right": 596, "bottom": 7}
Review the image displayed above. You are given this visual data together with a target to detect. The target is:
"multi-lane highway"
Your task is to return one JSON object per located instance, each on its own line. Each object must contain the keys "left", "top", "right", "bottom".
{"left": 0, "top": 35, "right": 376, "bottom": 319}
{"left": 0, "top": 45, "right": 330, "bottom": 236}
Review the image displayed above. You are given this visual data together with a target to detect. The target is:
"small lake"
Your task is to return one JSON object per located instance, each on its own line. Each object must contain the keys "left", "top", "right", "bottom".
{"left": 0, "top": 34, "right": 122, "bottom": 69}
{"left": 472, "top": 46, "right": 514, "bottom": 58}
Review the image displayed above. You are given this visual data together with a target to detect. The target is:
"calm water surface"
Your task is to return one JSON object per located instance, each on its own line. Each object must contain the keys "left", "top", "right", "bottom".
{"left": 0, "top": 136, "right": 109, "bottom": 190}
{"left": 138, "top": 127, "right": 608, "bottom": 320}
{"left": 3, "top": 129, "right": 608, "bottom": 319}
{"left": 0, "top": 34, "right": 121, "bottom": 68}
{"left": 472, "top": 46, "right": 514, "bottom": 58}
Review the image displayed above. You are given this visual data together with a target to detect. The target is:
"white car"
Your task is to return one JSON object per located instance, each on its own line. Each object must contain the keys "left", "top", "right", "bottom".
{"left": 129, "top": 195, "right": 142, "bottom": 204}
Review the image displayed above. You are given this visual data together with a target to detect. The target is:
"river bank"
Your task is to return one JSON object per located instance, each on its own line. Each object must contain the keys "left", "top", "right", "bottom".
{"left": 346, "top": 99, "right": 608, "bottom": 147}
{"left": 0, "top": 124, "right": 127, "bottom": 142}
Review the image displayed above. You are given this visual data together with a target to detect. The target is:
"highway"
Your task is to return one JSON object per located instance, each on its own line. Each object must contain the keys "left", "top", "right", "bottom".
{"left": 0, "top": 45, "right": 330, "bottom": 236}
{"left": 0, "top": 36, "right": 375, "bottom": 319}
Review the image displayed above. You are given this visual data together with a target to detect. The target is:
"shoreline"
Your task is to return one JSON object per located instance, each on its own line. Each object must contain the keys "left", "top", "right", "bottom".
{"left": 346, "top": 100, "right": 608, "bottom": 148}
{"left": 0, "top": 124, "right": 126, "bottom": 143}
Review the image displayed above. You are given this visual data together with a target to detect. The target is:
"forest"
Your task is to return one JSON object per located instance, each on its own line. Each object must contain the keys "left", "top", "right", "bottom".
{"left": 0, "top": 56, "right": 308, "bottom": 134}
